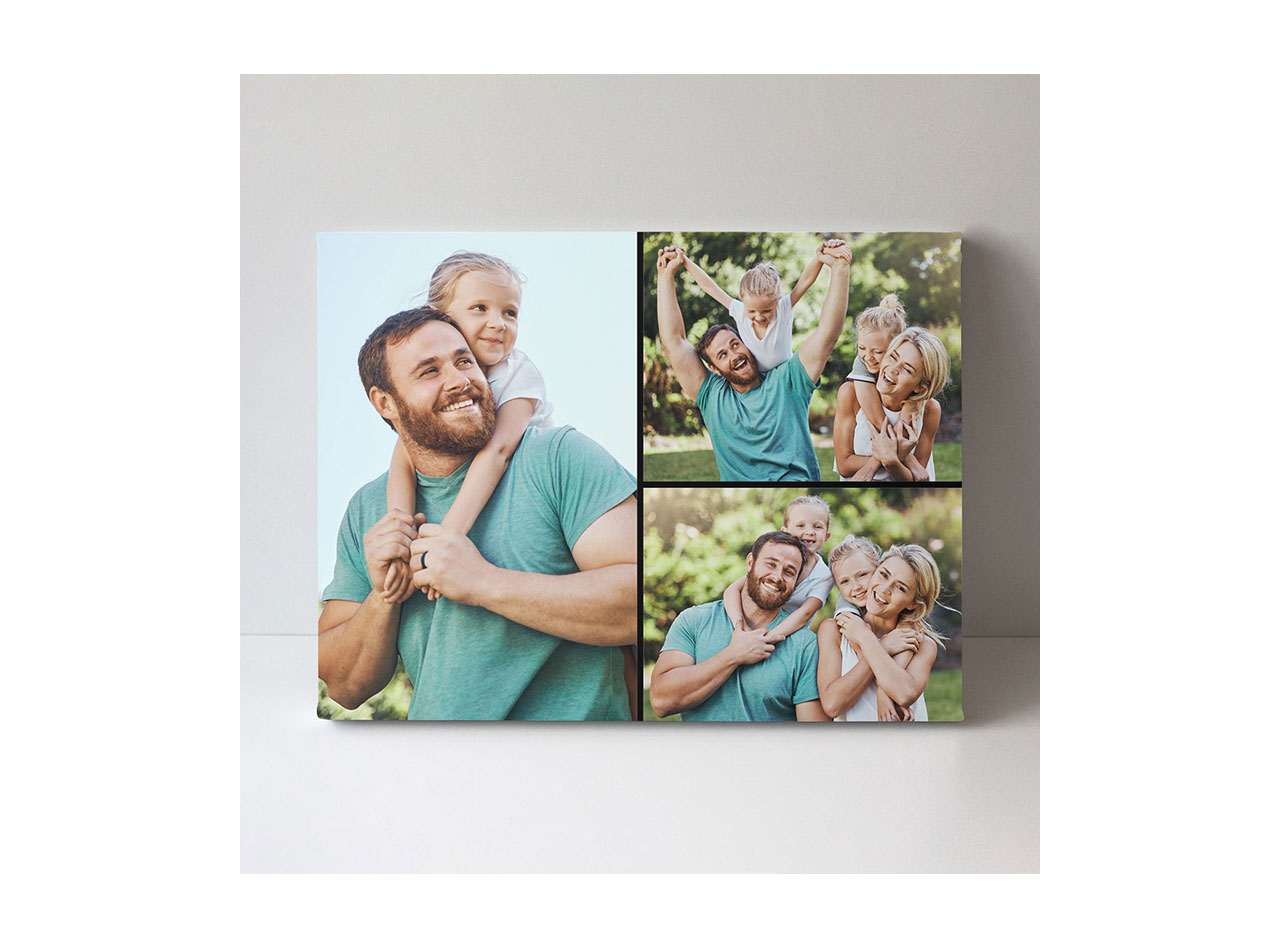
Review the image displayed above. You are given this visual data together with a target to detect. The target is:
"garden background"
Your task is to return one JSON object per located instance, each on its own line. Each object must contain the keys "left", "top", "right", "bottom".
{"left": 643, "top": 486, "right": 962, "bottom": 721}
{"left": 642, "top": 232, "right": 962, "bottom": 481}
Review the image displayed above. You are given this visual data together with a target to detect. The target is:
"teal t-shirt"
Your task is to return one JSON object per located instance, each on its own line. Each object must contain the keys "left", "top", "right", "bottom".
{"left": 322, "top": 426, "right": 636, "bottom": 721}
{"left": 660, "top": 601, "right": 820, "bottom": 722}
{"left": 694, "top": 353, "right": 820, "bottom": 481}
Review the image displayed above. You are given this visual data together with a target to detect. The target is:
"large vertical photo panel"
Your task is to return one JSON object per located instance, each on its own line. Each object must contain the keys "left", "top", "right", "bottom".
{"left": 317, "top": 233, "right": 639, "bottom": 721}
{"left": 643, "top": 487, "right": 962, "bottom": 723}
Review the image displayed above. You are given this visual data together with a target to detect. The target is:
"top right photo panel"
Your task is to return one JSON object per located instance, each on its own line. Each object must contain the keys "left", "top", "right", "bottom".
{"left": 642, "top": 232, "right": 961, "bottom": 483}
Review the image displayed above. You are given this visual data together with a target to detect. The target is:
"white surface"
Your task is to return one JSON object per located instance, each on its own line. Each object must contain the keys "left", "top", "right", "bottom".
{"left": 242, "top": 635, "right": 1037, "bottom": 872}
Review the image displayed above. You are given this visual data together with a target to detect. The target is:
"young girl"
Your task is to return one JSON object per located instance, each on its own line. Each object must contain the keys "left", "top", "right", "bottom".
{"left": 678, "top": 240, "right": 848, "bottom": 371}
{"left": 381, "top": 251, "right": 553, "bottom": 602}
{"left": 836, "top": 318, "right": 951, "bottom": 482}
{"left": 723, "top": 496, "right": 834, "bottom": 640}
{"left": 817, "top": 543, "right": 947, "bottom": 722}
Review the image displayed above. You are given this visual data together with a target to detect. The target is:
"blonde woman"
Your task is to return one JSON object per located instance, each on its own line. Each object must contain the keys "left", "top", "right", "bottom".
{"left": 834, "top": 325, "right": 952, "bottom": 482}
{"left": 816, "top": 543, "right": 946, "bottom": 722}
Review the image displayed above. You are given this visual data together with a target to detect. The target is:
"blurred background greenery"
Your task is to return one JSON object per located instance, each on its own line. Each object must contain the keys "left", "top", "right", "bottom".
{"left": 642, "top": 232, "right": 962, "bottom": 476}
{"left": 643, "top": 486, "right": 962, "bottom": 721}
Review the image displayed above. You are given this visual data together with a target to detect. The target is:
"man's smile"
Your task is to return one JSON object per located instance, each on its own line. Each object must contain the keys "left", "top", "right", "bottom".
{"left": 439, "top": 398, "right": 477, "bottom": 413}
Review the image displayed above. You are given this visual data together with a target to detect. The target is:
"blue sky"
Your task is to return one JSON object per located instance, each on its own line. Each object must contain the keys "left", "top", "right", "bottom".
{"left": 318, "top": 232, "right": 637, "bottom": 591}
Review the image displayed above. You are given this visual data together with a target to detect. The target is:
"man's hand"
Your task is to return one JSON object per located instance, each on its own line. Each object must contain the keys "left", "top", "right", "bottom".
{"left": 363, "top": 509, "right": 425, "bottom": 595}
{"left": 880, "top": 627, "right": 921, "bottom": 656}
{"left": 816, "top": 239, "right": 852, "bottom": 267}
{"left": 656, "top": 245, "right": 685, "bottom": 278}
{"left": 726, "top": 625, "right": 777, "bottom": 665}
{"left": 408, "top": 522, "right": 497, "bottom": 606}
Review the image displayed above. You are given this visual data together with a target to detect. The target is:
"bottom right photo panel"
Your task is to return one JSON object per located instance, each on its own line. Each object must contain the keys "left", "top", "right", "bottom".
{"left": 643, "top": 486, "right": 962, "bottom": 723}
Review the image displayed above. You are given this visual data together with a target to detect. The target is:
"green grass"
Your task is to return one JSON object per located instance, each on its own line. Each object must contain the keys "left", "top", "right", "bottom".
{"left": 644, "top": 670, "right": 962, "bottom": 722}
{"left": 922, "top": 669, "right": 962, "bottom": 721}
{"left": 643, "top": 440, "right": 962, "bottom": 482}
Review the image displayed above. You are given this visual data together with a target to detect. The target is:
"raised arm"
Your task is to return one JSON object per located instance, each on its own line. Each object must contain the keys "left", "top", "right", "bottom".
{"left": 409, "top": 496, "right": 638, "bottom": 647}
{"left": 681, "top": 252, "right": 734, "bottom": 310}
{"left": 796, "top": 243, "right": 852, "bottom": 383}
{"left": 788, "top": 250, "right": 826, "bottom": 307}
{"left": 655, "top": 248, "right": 709, "bottom": 399}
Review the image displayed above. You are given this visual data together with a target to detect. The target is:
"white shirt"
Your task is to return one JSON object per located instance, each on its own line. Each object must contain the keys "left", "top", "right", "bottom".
{"left": 486, "top": 348, "right": 554, "bottom": 429}
{"left": 784, "top": 554, "right": 834, "bottom": 614}
{"left": 833, "top": 636, "right": 929, "bottom": 722}
{"left": 837, "top": 406, "right": 935, "bottom": 482}
{"left": 728, "top": 293, "right": 795, "bottom": 372}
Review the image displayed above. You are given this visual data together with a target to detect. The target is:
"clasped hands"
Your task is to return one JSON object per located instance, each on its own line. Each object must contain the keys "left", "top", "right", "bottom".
{"left": 833, "top": 613, "right": 919, "bottom": 723}
{"left": 367, "top": 508, "right": 491, "bottom": 606}
{"left": 867, "top": 415, "right": 920, "bottom": 468}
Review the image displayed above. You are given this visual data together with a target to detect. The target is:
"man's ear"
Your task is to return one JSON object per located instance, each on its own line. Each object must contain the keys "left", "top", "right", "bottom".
{"left": 368, "top": 386, "right": 399, "bottom": 426}
{"left": 744, "top": 552, "right": 755, "bottom": 572}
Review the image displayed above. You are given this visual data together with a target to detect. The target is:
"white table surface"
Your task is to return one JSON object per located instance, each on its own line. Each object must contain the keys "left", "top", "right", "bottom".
{"left": 242, "top": 635, "right": 1038, "bottom": 872}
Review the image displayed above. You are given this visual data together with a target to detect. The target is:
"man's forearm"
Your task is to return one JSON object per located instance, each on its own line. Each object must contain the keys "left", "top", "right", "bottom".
{"left": 318, "top": 593, "right": 402, "bottom": 709}
{"left": 656, "top": 274, "right": 687, "bottom": 353}
{"left": 471, "top": 563, "right": 637, "bottom": 646}
{"left": 798, "top": 262, "right": 850, "bottom": 381}
{"left": 650, "top": 650, "right": 742, "bottom": 717}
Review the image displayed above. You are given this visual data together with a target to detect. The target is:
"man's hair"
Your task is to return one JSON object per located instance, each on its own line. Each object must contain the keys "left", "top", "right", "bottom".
{"left": 750, "top": 530, "right": 808, "bottom": 569}
{"left": 694, "top": 323, "right": 742, "bottom": 368}
{"left": 357, "top": 307, "right": 462, "bottom": 430}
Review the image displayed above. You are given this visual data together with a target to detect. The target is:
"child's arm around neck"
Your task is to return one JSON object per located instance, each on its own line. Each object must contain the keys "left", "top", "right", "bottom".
{"left": 440, "top": 396, "right": 537, "bottom": 536}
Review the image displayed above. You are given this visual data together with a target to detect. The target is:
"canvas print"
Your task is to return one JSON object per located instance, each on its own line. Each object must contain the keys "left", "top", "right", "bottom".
{"left": 643, "top": 487, "right": 962, "bottom": 722}
{"left": 316, "top": 233, "right": 638, "bottom": 721}
{"left": 641, "top": 232, "right": 961, "bottom": 483}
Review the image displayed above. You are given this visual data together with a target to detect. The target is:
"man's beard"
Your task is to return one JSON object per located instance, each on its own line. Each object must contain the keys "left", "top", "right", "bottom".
{"left": 394, "top": 382, "right": 497, "bottom": 456}
{"left": 745, "top": 566, "right": 792, "bottom": 611}
{"left": 721, "top": 350, "right": 760, "bottom": 387}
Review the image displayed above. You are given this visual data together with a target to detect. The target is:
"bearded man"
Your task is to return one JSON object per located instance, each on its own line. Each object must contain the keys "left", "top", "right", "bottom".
{"left": 318, "top": 308, "right": 637, "bottom": 720}
{"left": 648, "top": 532, "right": 827, "bottom": 722}
{"left": 654, "top": 242, "right": 852, "bottom": 481}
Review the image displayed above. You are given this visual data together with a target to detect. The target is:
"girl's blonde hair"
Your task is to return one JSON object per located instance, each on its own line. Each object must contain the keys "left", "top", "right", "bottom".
{"left": 738, "top": 262, "right": 784, "bottom": 301}
{"left": 886, "top": 326, "right": 951, "bottom": 406}
{"left": 879, "top": 544, "right": 947, "bottom": 647}
{"left": 855, "top": 293, "right": 909, "bottom": 337}
{"left": 426, "top": 251, "right": 525, "bottom": 312}
{"left": 783, "top": 495, "right": 830, "bottom": 527}
{"left": 827, "top": 534, "right": 881, "bottom": 572}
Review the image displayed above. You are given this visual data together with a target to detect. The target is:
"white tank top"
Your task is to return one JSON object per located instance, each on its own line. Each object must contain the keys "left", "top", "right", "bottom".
{"left": 832, "top": 637, "right": 929, "bottom": 722}
{"left": 837, "top": 406, "right": 935, "bottom": 482}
